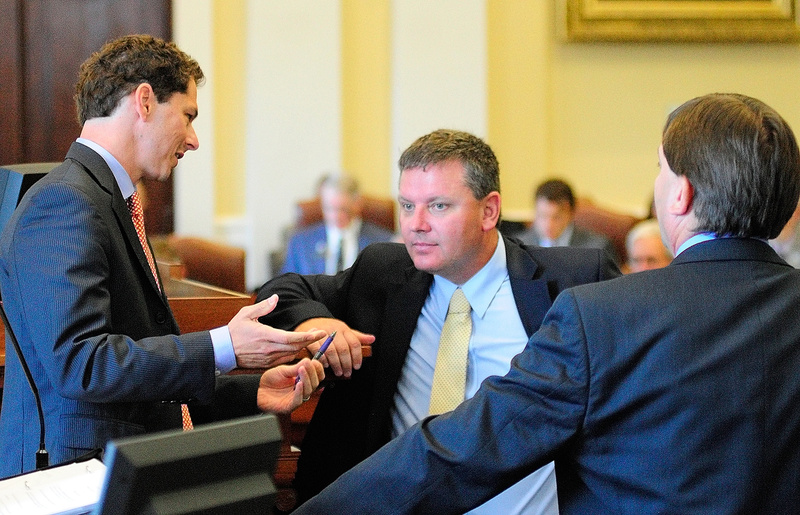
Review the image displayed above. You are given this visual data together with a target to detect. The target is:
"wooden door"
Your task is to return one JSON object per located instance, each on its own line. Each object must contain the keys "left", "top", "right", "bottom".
{"left": 0, "top": 0, "right": 173, "bottom": 233}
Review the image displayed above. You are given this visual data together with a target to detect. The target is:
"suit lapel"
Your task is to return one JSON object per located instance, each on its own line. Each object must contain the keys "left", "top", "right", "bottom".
{"left": 505, "top": 236, "right": 553, "bottom": 337}
{"left": 66, "top": 143, "right": 166, "bottom": 299}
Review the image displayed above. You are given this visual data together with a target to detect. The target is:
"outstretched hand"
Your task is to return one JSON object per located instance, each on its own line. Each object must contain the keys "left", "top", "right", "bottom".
{"left": 229, "top": 294, "right": 327, "bottom": 369}
{"left": 257, "top": 358, "right": 325, "bottom": 414}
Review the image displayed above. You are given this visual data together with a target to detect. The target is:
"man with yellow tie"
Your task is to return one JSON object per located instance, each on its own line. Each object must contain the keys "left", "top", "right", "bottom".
{"left": 257, "top": 129, "right": 620, "bottom": 513}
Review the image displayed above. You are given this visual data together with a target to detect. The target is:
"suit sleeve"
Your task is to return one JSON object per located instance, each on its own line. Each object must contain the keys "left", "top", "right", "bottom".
{"left": 4, "top": 182, "right": 216, "bottom": 404}
{"left": 295, "top": 289, "right": 590, "bottom": 514}
{"left": 257, "top": 250, "right": 369, "bottom": 329}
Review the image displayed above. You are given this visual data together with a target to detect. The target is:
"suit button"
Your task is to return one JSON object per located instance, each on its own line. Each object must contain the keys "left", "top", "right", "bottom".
{"left": 156, "top": 312, "right": 166, "bottom": 324}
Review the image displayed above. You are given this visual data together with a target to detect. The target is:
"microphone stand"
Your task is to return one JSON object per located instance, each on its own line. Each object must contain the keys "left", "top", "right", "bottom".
{"left": 0, "top": 298, "right": 49, "bottom": 469}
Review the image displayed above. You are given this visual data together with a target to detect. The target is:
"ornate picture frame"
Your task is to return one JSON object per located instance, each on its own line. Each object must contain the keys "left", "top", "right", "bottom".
{"left": 563, "top": 0, "right": 800, "bottom": 42}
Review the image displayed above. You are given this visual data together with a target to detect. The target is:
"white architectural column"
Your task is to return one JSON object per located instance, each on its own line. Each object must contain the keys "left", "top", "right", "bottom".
{"left": 243, "top": 0, "right": 342, "bottom": 289}
{"left": 390, "top": 0, "right": 488, "bottom": 187}
{"left": 172, "top": 0, "right": 216, "bottom": 238}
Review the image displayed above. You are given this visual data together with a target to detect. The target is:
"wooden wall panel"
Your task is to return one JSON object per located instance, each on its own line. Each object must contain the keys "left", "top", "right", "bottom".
{"left": 0, "top": 0, "right": 174, "bottom": 234}
{"left": 0, "top": 0, "right": 24, "bottom": 165}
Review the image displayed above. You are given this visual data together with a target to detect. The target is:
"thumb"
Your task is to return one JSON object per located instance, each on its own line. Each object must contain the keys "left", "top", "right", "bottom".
{"left": 245, "top": 294, "right": 279, "bottom": 319}
{"left": 351, "top": 329, "right": 376, "bottom": 345}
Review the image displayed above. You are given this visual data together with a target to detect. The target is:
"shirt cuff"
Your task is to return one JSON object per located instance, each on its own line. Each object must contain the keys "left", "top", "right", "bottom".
{"left": 210, "top": 325, "right": 237, "bottom": 374}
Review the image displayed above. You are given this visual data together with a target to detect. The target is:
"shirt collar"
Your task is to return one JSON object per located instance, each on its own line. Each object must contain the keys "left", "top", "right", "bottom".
{"left": 433, "top": 236, "right": 506, "bottom": 319}
{"left": 675, "top": 232, "right": 718, "bottom": 256}
{"left": 326, "top": 218, "right": 363, "bottom": 242}
{"left": 77, "top": 137, "right": 135, "bottom": 198}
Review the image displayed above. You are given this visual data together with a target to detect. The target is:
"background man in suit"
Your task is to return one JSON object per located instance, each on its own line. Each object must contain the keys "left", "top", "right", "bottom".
{"left": 0, "top": 35, "right": 326, "bottom": 478}
{"left": 769, "top": 200, "right": 800, "bottom": 268}
{"left": 624, "top": 218, "right": 672, "bottom": 273}
{"left": 257, "top": 129, "right": 619, "bottom": 513}
{"left": 519, "top": 178, "right": 620, "bottom": 264}
{"left": 280, "top": 173, "right": 395, "bottom": 275}
{"left": 295, "top": 93, "right": 800, "bottom": 514}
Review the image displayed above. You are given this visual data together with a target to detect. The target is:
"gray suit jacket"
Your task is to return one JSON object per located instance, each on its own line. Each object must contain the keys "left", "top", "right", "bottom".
{"left": 519, "top": 224, "right": 620, "bottom": 264}
{"left": 0, "top": 143, "right": 257, "bottom": 477}
{"left": 257, "top": 237, "right": 619, "bottom": 503}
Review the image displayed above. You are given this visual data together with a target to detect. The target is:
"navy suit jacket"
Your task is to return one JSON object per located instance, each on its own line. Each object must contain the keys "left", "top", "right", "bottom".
{"left": 0, "top": 143, "right": 259, "bottom": 477}
{"left": 280, "top": 221, "right": 394, "bottom": 275}
{"left": 257, "top": 237, "right": 619, "bottom": 503}
{"left": 297, "top": 238, "right": 800, "bottom": 514}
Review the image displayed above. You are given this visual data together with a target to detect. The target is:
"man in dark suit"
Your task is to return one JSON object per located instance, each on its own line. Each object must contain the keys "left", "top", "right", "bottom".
{"left": 0, "top": 35, "right": 326, "bottom": 478}
{"left": 294, "top": 93, "right": 800, "bottom": 514}
{"left": 519, "top": 178, "right": 620, "bottom": 264}
{"left": 257, "top": 129, "right": 619, "bottom": 513}
{"left": 280, "top": 173, "right": 395, "bottom": 275}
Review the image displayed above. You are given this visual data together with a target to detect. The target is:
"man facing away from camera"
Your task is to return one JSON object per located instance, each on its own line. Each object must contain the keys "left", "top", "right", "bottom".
{"left": 295, "top": 93, "right": 800, "bottom": 514}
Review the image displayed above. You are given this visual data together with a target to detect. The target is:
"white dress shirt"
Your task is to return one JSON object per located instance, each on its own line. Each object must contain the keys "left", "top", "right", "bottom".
{"left": 392, "top": 237, "right": 558, "bottom": 515}
{"left": 325, "top": 219, "right": 362, "bottom": 274}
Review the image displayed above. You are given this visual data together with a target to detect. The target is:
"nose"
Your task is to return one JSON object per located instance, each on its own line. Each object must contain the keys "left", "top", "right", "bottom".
{"left": 186, "top": 124, "right": 200, "bottom": 151}
{"left": 405, "top": 207, "right": 430, "bottom": 233}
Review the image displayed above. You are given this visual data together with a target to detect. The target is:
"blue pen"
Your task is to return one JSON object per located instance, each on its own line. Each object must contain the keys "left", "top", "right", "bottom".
{"left": 296, "top": 331, "right": 337, "bottom": 384}
{"left": 312, "top": 330, "right": 337, "bottom": 359}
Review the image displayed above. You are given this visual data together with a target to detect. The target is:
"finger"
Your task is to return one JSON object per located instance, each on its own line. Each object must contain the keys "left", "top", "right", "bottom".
{"left": 331, "top": 334, "right": 354, "bottom": 378}
{"left": 324, "top": 339, "right": 344, "bottom": 377}
{"left": 351, "top": 329, "right": 377, "bottom": 345}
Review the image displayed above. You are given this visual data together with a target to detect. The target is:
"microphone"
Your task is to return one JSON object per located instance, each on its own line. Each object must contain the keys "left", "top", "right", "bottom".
{"left": 0, "top": 295, "right": 49, "bottom": 469}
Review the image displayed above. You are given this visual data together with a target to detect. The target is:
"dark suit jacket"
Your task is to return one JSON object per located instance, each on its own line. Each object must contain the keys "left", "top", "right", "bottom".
{"left": 519, "top": 224, "right": 620, "bottom": 264}
{"left": 0, "top": 143, "right": 259, "bottom": 477}
{"left": 297, "top": 238, "right": 800, "bottom": 514}
{"left": 280, "top": 221, "right": 394, "bottom": 275}
{"left": 257, "top": 237, "right": 619, "bottom": 503}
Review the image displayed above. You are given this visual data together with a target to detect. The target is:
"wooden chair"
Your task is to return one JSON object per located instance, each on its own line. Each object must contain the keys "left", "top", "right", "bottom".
{"left": 574, "top": 198, "right": 642, "bottom": 264}
{"left": 166, "top": 235, "right": 247, "bottom": 293}
{"left": 293, "top": 195, "right": 396, "bottom": 232}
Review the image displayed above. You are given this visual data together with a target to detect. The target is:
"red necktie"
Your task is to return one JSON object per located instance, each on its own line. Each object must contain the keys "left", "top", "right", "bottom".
{"left": 126, "top": 191, "right": 161, "bottom": 291}
{"left": 127, "top": 191, "right": 193, "bottom": 430}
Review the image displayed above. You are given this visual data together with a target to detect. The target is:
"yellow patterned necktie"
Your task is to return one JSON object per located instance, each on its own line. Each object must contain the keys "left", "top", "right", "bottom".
{"left": 428, "top": 288, "right": 472, "bottom": 416}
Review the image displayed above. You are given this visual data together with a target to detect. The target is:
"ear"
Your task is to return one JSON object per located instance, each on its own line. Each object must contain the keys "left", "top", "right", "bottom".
{"left": 481, "top": 191, "right": 501, "bottom": 231}
{"left": 133, "top": 82, "right": 155, "bottom": 120}
{"left": 669, "top": 175, "right": 694, "bottom": 217}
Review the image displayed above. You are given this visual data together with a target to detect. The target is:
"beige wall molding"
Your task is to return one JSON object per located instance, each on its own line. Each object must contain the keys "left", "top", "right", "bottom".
{"left": 562, "top": 0, "right": 800, "bottom": 42}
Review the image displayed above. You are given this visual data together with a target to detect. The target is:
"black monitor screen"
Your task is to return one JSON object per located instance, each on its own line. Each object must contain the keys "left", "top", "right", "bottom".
{"left": 94, "top": 414, "right": 282, "bottom": 515}
{"left": 0, "top": 162, "right": 56, "bottom": 234}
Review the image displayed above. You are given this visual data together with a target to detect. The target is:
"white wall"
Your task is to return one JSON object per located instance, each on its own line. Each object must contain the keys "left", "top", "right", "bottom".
{"left": 242, "top": 0, "right": 342, "bottom": 289}
{"left": 390, "top": 0, "right": 487, "bottom": 190}
{"left": 172, "top": 0, "right": 216, "bottom": 238}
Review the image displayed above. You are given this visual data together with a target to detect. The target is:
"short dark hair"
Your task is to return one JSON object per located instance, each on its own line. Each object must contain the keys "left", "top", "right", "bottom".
{"left": 662, "top": 93, "right": 800, "bottom": 239}
{"left": 75, "top": 34, "right": 205, "bottom": 125}
{"left": 398, "top": 129, "right": 500, "bottom": 200}
{"left": 535, "top": 179, "right": 575, "bottom": 209}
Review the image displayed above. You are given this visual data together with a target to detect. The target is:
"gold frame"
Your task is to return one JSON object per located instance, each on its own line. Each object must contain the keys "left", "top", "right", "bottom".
{"left": 563, "top": 0, "right": 800, "bottom": 42}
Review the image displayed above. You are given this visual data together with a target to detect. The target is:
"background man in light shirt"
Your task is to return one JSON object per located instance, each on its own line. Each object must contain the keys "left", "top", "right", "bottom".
{"left": 280, "top": 173, "right": 394, "bottom": 275}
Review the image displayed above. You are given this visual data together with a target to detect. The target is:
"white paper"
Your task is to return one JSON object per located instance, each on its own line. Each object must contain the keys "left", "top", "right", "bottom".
{"left": 0, "top": 459, "right": 106, "bottom": 515}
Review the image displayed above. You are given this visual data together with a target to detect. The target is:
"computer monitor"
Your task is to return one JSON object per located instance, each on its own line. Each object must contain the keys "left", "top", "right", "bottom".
{"left": 0, "top": 162, "right": 56, "bottom": 233}
{"left": 94, "top": 414, "right": 283, "bottom": 515}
